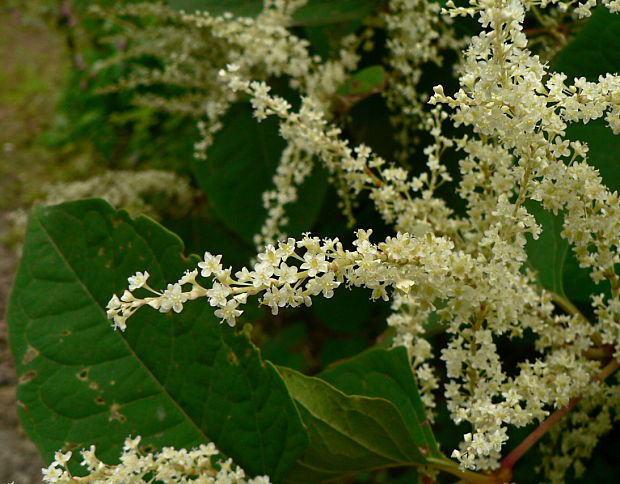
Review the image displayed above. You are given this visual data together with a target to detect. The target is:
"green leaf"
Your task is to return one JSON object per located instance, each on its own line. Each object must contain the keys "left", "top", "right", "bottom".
{"left": 162, "top": 211, "right": 254, "bottom": 270}
{"left": 526, "top": 6, "right": 620, "bottom": 303}
{"left": 319, "top": 347, "right": 441, "bottom": 459}
{"left": 304, "top": 21, "right": 363, "bottom": 60}
{"left": 292, "top": 0, "right": 381, "bottom": 26}
{"left": 168, "top": 0, "right": 381, "bottom": 26}
{"left": 278, "top": 349, "right": 435, "bottom": 483}
{"left": 525, "top": 199, "right": 611, "bottom": 304}
{"left": 312, "top": 286, "right": 374, "bottom": 333}
{"left": 524, "top": 201, "right": 570, "bottom": 298}
{"left": 552, "top": 6, "right": 620, "bottom": 82}
{"left": 552, "top": 5, "right": 620, "bottom": 197}
{"left": 8, "top": 199, "right": 307, "bottom": 481}
{"left": 334, "top": 66, "right": 387, "bottom": 115}
{"left": 191, "top": 102, "right": 328, "bottom": 245}
{"left": 260, "top": 322, "right": 308, "bottom": 372}
{"left": 336, "top": 66, "right": 386, "bottom": 98}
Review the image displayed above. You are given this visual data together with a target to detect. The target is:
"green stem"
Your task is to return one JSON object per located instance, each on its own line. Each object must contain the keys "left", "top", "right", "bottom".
{"left": 549, "top": 291, "right": 588, "bottom": 322}
{"left": 426, "top": 458, "right": 500, "bottom": 484}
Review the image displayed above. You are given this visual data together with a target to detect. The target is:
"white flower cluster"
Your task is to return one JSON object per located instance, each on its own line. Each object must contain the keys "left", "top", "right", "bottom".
{"left": 383, "top": 0, "right": 465, "bottom": 161}
{"left": 427, "top": 0, "right": 620, "bottom": 470}
{"left": 220, "top": 65, "right": 460, "bottom": 239}
{"left": 184, "top": 0, "right": 360, "bottom": 160}
{"left": 44, "top": 170, "right": 196, "bottom": 220}
{"left": 184, "top": 1, "right": 362, "bottom": 248}
{"left": 109, "top": 229, "right": 462, "bottom": 330}
{"left": 41, "top": 436, "right": 271, "bottom": 484}
{"left": 104, "top": 0, "right": 620, "bottom": 478}
{"left": 540, "top": 379, "right": 620, "bottom": 483}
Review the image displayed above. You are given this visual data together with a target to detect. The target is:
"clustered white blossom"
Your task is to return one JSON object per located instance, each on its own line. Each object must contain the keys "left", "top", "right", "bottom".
{"left": 44, "top": 170, "right": 196, "bottom": 220}
{"left": 103, "top": 0, "right": 620, "bottom": 479}
{"left": 219, "top": 65, "right": 460, "bottom": 239}
{"left": 539, "top": 377, "right": 620, "bottom": 483}
{"left": 41, "top": 435, "right": 271, "bottom": 484}
{"left": 383, "top": 0, "right": 465, "bottom": 161}
{"left": 94, "top": 1, "right": 368, "bottom": 250}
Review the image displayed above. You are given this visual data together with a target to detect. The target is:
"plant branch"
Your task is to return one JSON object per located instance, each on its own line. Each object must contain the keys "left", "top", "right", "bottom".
{"left": 499, "top": 357, "right": 620, "bottom": 472}
{"left": 426, "top": 457, "right": 500, "bottom": 484}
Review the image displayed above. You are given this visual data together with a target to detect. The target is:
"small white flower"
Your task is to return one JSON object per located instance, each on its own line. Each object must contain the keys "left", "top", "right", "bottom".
{"left": 275, "top": 263, "right": 299, "bottom": 284}
{"left": 178, "top": 269, "right": 198, "bottom": 285}
{"left": 106, "top": 294, "right": 121, "bottom": 310}
{"left": 198, "top": 252, "right": 223, "bottom": 278}
{"left": 128, "top": 271, "right": 150, "bottom": 291}
{"left": 214, "top": 299, "right": 243, "bottom": 326}
{"left": 159, "top": 283, "right": 189, "bottom": 313}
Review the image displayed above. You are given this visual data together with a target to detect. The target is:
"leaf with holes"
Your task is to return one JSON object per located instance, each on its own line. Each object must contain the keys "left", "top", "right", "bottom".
{"left": 7, "top": 199, "right": 307, "bottom": 481}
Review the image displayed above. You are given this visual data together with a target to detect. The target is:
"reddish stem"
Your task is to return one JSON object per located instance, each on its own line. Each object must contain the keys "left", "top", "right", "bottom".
{"left": 499, "top": 358, "right": 620, "bottom": 473}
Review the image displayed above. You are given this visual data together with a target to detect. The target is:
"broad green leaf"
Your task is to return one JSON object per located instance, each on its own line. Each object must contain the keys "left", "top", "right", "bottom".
{"left": 168, "top": 0, "right": 381, "bottom": 26}
{"left": 260, "top": 322, "right": 308, "bottom": 372}
{"left": 162, "top": 211, "right": 254, "bottom": 270}
{"left": 552, "top": 6, "right": 620, "bottom": 82}
{"left": 191, "top": 102, "right": 328, "bottom": 245}
{"left": 8, "top": 199, "right": 307, "bottom": 481}
{"left": 304, "top": 21, "right": 362, "bottom": 60}
{"left": 319, "top": 347, "right": 441, "bottom": 459}
{"left": 321, "top": 338, "right": 368, "bottom": 367}
{"left": 278, "top": 363, "right": 431, "bottom": 484}
{"left": 292, "top": 0, "right": 380, "bottom": 26}
{"left": 313, "top": 286, "right": 374, "bottom": 333}
{"left": 525, "top": 201, "right": 613, "bottom": 304}
{"left": 552, "top": 5, "right": 620, "bottom": 196}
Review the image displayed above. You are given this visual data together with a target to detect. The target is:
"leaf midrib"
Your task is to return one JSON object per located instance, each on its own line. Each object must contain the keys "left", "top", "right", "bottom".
{"left": 35, "top": 209, "right": 211, "bottom": 445}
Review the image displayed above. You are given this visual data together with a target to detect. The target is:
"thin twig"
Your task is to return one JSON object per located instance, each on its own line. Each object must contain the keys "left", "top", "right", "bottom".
{"left": 499, "top": 358, "right": 620, "bottom": 472}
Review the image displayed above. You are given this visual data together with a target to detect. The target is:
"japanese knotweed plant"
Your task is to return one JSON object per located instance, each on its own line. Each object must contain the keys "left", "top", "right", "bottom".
{"left": 7, "top": 0, "right": 620, "bottom": 483}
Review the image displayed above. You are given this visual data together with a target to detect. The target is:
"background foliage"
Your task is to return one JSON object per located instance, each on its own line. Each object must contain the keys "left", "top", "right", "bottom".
{"left": 3, "top": 1, "right": 620, "bottom": 483}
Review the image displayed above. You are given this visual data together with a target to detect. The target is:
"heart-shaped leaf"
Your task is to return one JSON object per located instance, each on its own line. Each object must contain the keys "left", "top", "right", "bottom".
{"left": 8, "top": 199, "right": 307, "bottom": 481}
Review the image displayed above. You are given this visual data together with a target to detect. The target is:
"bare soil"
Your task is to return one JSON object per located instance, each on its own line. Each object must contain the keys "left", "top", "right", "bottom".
{"left": 0, "top": 4, "right": 69, "bottom": 482}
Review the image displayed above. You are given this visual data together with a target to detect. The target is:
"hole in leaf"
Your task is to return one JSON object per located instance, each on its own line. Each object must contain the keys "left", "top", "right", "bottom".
{"left": 19, "top": 371, "right": 37, "bottom": 384}
{"left": 109, "top": 403, "right": 126, "bottom": 422}
{"left": 22, "top": 346, "right": 39, "bottom": 365}
{"left": 227, "top": 351, "right": 240, "bottom": 365}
